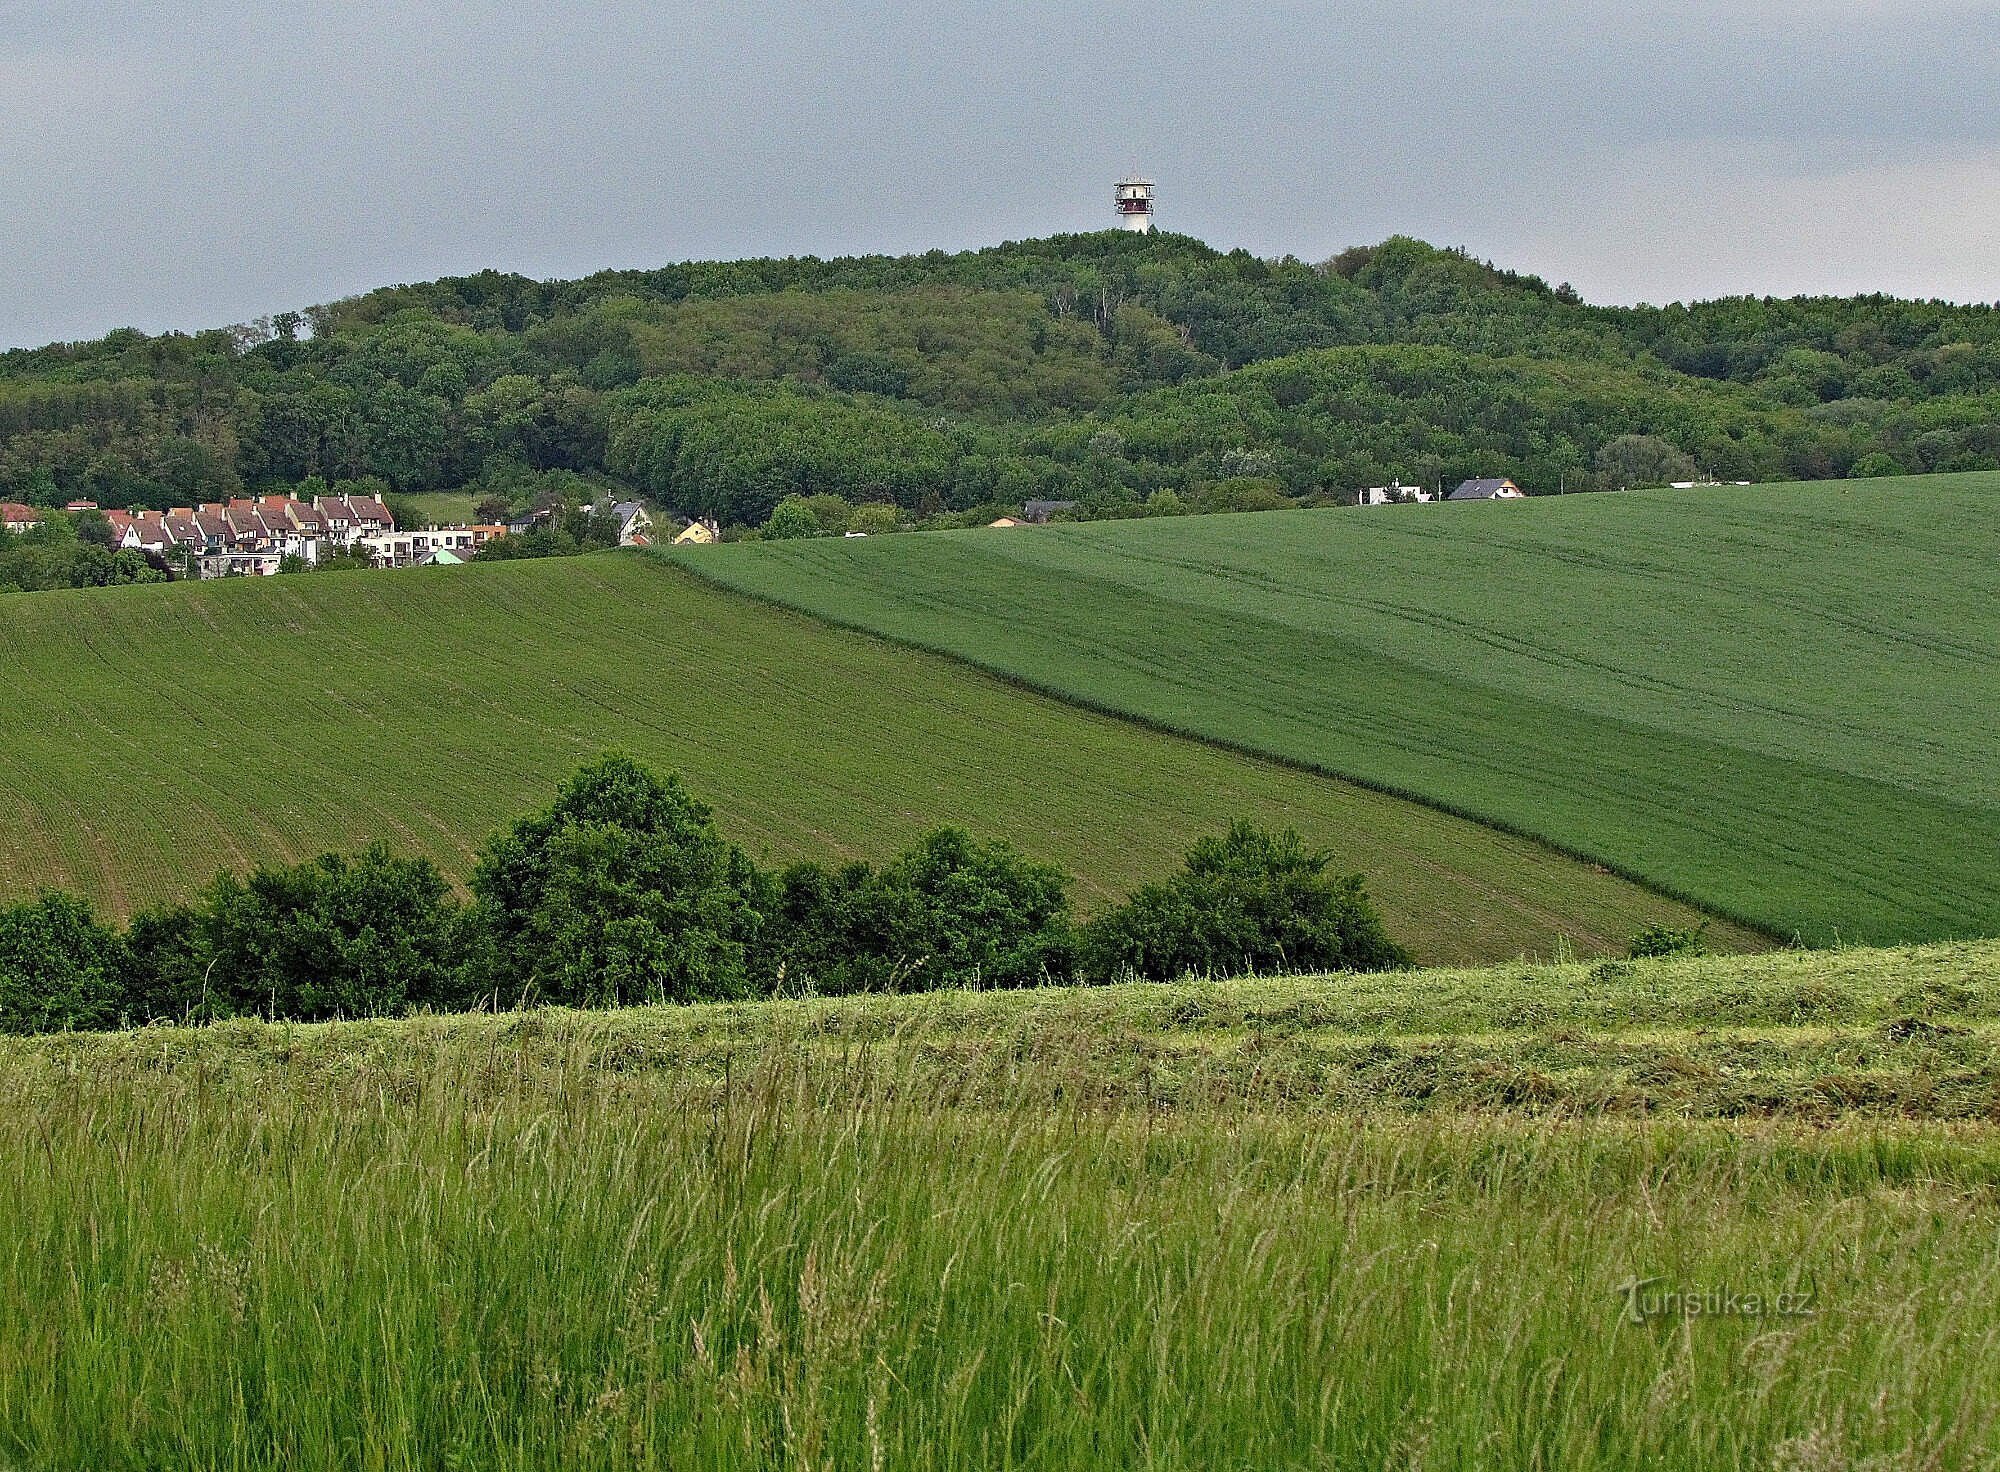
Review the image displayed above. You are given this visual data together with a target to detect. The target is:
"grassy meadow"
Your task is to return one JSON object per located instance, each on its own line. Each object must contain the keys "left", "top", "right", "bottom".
{"left": 675, "top": 471, "right": 2000, "bottom": 947}
{"left": 389, "top": 490, "right": 487, "bottom": 525}
{"left": 0, "top": 554, "right": 1741, "bottom": 964}
{"left": 6, "top": 940, "right": 2000, "bottom": 1469}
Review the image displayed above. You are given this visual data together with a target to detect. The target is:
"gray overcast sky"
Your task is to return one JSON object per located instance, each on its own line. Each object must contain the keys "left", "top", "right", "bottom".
{"left": 4, "top": 0, "right": 1998, "bottom": 348}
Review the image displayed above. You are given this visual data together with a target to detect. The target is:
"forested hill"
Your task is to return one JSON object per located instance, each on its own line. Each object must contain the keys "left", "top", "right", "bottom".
{"left": 4, "top": 232, "right": 1998, "bottom": 528}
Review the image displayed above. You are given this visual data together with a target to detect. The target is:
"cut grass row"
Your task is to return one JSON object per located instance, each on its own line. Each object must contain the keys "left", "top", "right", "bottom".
{"left": 24, "top": 938, "right": 1997, "bottom": 1121}
{"left": 0, "top": 554, "right": 1745, "bottom": 963}
{"left": 674, "top": 471, "right": 2000, "bottom": 946}
{"left": 5, "top": 941, "right": 2000, "bottom": 1468}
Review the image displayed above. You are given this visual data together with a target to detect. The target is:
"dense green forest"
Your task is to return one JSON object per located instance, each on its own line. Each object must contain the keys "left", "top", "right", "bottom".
{"left": 4, "top": 232, "right": 1997, "bottom": 529}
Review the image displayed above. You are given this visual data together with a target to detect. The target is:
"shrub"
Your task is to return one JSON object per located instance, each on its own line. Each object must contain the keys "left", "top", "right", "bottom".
{"left": 0, "top": 893, "right": 126, "bottom": 1033}
{"left": 121, "top": 905, "right": 214, "bottom": 1024}
{"left": 1084, "top": 822, "right": 1408, "bottom": 982}
{"left": 200, "top": 845, "right": 468, "bottom": 1021}
{"left": 763, "top": 497, "right": 823, "bottom": 540}
{"left": 471, "top": 755, "right": 770, "bottom": 1007}
{"left": 1628, "top": 921, "right": 1708, "bottom": 960}
{"left": 770, "top": 829, "right": 1074, "bottom": 993}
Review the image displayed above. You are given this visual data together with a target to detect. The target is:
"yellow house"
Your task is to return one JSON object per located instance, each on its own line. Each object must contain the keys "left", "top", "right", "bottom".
{"left": 987, "top": 516, "right": 1027, "bottom": 528}
{"left": 673, "top": 519, "right": 719, "bottom": 546}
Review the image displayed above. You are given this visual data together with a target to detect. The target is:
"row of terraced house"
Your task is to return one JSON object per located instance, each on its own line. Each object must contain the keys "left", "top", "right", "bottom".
{"left": 96, "top": 494, "right": 505, "bottom": 577}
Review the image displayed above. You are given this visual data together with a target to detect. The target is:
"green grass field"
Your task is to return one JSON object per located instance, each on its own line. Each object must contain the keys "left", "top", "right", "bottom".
{"left": 675, "top": 472, "right": 2000, "bottom": 947}
{"left": 7, "top": 940, "right": 1999, "bottom": 1469}
{"left": 390, "top": 490, "right": 486, "bottom": 524}
{"left": 0, "top": 555, "right": 1736, "bottom": 963}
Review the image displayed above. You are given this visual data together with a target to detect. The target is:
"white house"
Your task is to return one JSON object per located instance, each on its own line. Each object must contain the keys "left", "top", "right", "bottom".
{"left": 1357, "top": 481, "right": 1434, "bottom": 506}
{"left": 586, "top": 500, "right": 654, "bottom": 546}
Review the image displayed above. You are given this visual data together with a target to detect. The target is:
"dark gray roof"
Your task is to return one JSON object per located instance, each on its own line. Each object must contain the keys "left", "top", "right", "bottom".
{"left": 1448, "top": 478, "right": 1522, "bottom": 500}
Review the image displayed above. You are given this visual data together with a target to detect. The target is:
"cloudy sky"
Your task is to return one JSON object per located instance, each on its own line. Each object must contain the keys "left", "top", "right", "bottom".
{"left": 4, "top": 0, "right": 1997, "bottom": 348}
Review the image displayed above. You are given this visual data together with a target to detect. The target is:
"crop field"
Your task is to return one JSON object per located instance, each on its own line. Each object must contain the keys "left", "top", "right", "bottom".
{"left": 6, "top": 939, "right": 1999, "bottom": 1469}
{"left": 676, "top": 471, "right": 2000, "bottom": 947}
{"left": 0, "top": 555, "right": 1736, "bottom": 963}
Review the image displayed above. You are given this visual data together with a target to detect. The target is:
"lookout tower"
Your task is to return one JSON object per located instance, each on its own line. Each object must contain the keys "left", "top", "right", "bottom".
{"left": 1114, "top": 176, "right": 1155, "bottom": 232}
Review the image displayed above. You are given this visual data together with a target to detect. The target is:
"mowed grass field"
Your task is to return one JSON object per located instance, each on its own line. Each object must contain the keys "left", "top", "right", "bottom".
{"left": 0, "top": 555, "right": 1738, "bottom": 963}
{"left": 676, "top": 471, "right": 2000, "bottom": 947}
{"left": 6, "top": 940, "right": 2000, "bottom": 1469}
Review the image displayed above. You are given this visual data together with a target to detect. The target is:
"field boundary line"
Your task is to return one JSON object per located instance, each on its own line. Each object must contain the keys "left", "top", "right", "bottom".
{"left": 653, "top": 551, "right": 1787, "bottom": 945}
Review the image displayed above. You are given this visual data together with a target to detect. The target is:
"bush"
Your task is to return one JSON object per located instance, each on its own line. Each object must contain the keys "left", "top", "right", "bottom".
{"left": 1628, "top": 921, "right": 1708, "bottom": 960}
{"left": 770, "top": 829, "right": 1075, "bottom": 994}
{"left": 1084, "top": 822, "right": 1408, "bottom": 982}
{"left": 763, "top": 497, "right": 823, "bottom": 540}
{"left": 0, "top": 893, "right": 126, "bottom": 1033}
{"left": 200, "top": 845, "right": 468, "bottom": 1021}
{"left": 121, "top": 905, "right": 214, "bottom": 1023}
{"left": 471, "top": 755, "right": 770, "bottom": 1007}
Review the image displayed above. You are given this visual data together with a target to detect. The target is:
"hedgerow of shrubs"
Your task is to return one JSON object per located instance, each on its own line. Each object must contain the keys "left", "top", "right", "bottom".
{"left": 0, "top": 755, "right": 1408, "bottom": 1034}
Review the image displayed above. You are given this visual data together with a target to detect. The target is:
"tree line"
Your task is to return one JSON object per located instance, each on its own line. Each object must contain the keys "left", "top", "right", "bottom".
{"left": 0, "top": 756, "right": 1408, "bottom": 1034}
{"left": 3, "top": 231, "right": 1995, "bottom": 538}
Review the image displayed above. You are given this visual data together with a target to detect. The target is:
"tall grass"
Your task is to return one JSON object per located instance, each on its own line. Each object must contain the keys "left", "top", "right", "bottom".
{"left": 4, "top": 998, "right": 1998, "bottom": 1469}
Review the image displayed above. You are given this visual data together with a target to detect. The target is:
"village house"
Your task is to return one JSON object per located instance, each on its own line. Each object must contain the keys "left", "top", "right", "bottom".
{"left": 358, "top": 523, "right": 504, "bottom": 568}
{"left": 8, "top": 490, "right": 529, "bottom": 577}
{"left": 1021, "top": 499, "right": 1077, "bottom": 524}
{"left": 1, "top": 502, "right": 45, "bottom": 533}
{"left": 586, "top": 500, "right": 654, "bottom": 546}
{"left": 1357, "top": 481, "right": 1434, "bottom": 506}
{"left": 312, "top": 492, "right": 395, "bottom": 542}
{"left": 672, "top": 518, "right": 719, "bottom": 546}
{"left": 1447, "top": 478, "right": 1527, "bottom": 501}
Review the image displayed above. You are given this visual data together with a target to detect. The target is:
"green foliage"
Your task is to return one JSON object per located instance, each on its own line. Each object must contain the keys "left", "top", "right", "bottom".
{"left": 1595, "top": 433, "right": 1698, "bottom": 488}
{"left": 1085, "top": 822, "right": 1407, "bottom": 980}
{"left": 0, "top": 893, "right": 124, "bottom": 1033}
{"left": 605, "top": 377, "right": 966, "bottom": 525}
{"left": 1628, "top": 920, "right": 1710, "bottom": 959}
{"left": 7, "top": 230, "right": 1996, "bottom": 531}
{"left": 772, "top": 829, "right": 1075, "bottom": 993}
{"left": 684, "top": 472, "right": 2000, "bottom": 947}
{"left": 0, "top": 749, "right": 1422, "bottom": 1031}
{"left": 471, "top": 755, "right": 771, "bottom": 1007}
{"left": 762, "top": 496, "right": 822, "bottom": 540}
{"left": 846, "top": 501, "right": 901, "bottom": 535}
{"left": 119, "top": 905, "right": 213, "bottom": 1024}
{"left": 198, "top": 845, "right": 468, "bottom": 1021}
{"left": 0, "top": 512, "right": 169, "bottom": 593}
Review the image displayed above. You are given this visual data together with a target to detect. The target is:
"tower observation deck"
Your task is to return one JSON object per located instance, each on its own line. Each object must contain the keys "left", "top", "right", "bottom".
{"left": 1114, "top": 177, "right": 1155, "bottom": 232}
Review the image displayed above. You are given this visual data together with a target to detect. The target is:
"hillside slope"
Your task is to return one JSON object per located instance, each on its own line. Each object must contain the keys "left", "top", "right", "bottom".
{"left": 0, "top": 554, "right": 1740, "bottom": 962}
{"left": 6, "top": 233, "right": 2000, "bottom": 531}
{"left": 676, "top": 472, "right": 2000, "bottom": 946}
